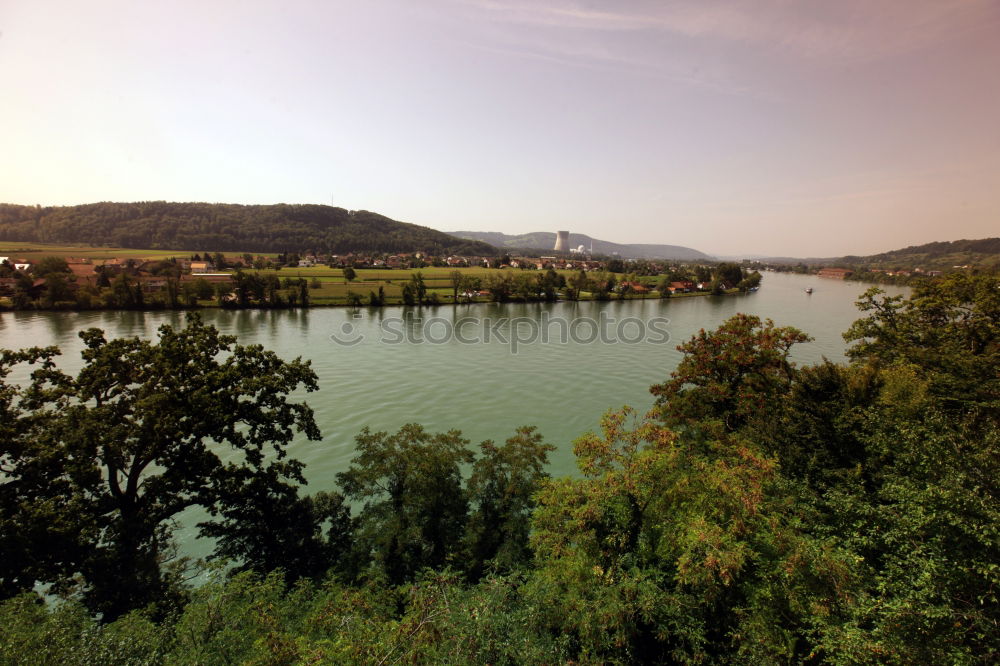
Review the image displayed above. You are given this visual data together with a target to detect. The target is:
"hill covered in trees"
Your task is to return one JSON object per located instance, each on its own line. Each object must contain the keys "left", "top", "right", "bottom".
{"left": 760, "top": 237, "right": 1000, "bottom": 269}
{"left": 448, "top": 230, "right": 713, "bottom": 260}
{"left": 836, "top": 237, "right": 1000, "bottom": 268}
{"left": 0, "top": 202, "right": 498, "bottom": 255}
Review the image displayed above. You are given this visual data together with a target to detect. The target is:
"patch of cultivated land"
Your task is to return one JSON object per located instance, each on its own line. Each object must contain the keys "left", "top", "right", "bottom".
{"left": 249, "top": 267, "right": 584, "bottom": 305}
{"left": 249, "top": 267, "right": 728, "bottom": 305}
{"left": 1, "top": 244, "right": 735, "bottom": 307}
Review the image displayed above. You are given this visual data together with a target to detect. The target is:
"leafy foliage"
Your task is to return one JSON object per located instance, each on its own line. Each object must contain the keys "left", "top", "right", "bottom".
{"left": 528, "top": 407, "right": 854, "bottom": 663}
{"left": 465, "top": 426, "right": 554, "bottom": 581}
{"left": 0, "top": 315, "right": 324, "bottom": 620}
{"left": 844, "top": 272, "right": 1000, "bottom": 417}
{"left": 1, "top": 273, "right": 998, "bottom": 663}
{"left": 338, "top": 424, "right": 474, "bottom": 584}
{"left": 650, "top": 313, "right": 812, "bottom": 432}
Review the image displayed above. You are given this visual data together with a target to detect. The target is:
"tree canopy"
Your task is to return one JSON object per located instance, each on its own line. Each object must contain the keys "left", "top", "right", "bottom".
{"left": 0, "top": 315, "right": 325, "bottom": 620}
{"left": 0, "top": 202, "right": 497, "bottom": 255}
{"left": 1, "top": 273, "right": 998, "bottom": 663}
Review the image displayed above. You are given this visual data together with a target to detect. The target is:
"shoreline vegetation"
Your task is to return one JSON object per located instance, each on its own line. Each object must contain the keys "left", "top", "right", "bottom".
{"left": 0, "top": 282, "right": 746, "bottom": 313}
{"left": 6, "top": 233, "right": 999, "bottom": 312}
{"left": 0, "top": 244, "right": 762, "bottom": 312}
{"left": 1, "top": 271, "right": 997, "bottom": 663}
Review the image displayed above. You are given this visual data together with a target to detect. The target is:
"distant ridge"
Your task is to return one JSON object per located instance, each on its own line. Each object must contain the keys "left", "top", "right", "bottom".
{"left": 840, "top": 237, "right": 1000, "bottom": 267}
{"left": 0, "top": 202, "right": 498, "bottom": 255}
{"left": 754, "top": 237, "right": 1000, "bottom": 268}
{"left": 447, "top": 230, "right": 713, "bottom": 261}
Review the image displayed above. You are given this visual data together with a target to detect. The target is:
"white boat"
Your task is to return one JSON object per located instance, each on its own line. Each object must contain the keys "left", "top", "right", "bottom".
{"left": 805, "top": 287, "right": 813, "bottom": 294}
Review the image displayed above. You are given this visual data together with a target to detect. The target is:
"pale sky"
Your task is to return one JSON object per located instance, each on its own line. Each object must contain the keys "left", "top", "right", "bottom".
{"left": 2, "top": 1, "right": 999, "bottom": 256}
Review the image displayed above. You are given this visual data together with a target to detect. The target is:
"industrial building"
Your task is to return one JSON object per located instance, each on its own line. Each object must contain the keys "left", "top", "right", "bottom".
{"left": 553, "top": 230, "right": 569, "bottom": 252}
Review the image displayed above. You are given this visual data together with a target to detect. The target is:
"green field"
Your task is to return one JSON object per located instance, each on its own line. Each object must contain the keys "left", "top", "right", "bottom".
{"left": 244, "top": 266, "right": 653, "bottom": 306}
{"left": 263, "top": 266, "right": 529, "bottom": 280}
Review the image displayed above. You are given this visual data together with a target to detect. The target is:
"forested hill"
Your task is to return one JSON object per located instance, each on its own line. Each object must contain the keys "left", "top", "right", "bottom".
{"left": 448, "top": 230, "right": 712, "bottom": 260}
{"left": 0, "top": 202, "right": 498, "bottom": 255}
{"left": 761, "top": 237, "right": 1000, "bottom": 268}
{"left": 837, "top": 237, "right": 1000, "bottom": 268}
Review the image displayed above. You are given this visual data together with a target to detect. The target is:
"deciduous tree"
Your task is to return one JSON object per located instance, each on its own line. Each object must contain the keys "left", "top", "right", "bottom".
{"left": 650, "top": 313, "right": 811, "bottom": 432}
{"left": 464, "top": 426, "right": 554, "bottom": 581}
{"left": 337, "top": 424, "right": 473, "bottom": 584}
{"left": 0, "top": 315, "right": 323, "bottom": 620}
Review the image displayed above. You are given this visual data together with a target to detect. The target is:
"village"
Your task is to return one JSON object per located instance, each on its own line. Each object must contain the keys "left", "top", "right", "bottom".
{"left": 0, "top": 245, "right": 774, "bottom": 310}
{"left": 2, "top": 243, "right": 967, "bottom": 311}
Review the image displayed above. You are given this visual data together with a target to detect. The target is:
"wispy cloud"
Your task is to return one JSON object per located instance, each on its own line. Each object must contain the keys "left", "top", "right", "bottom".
{"left": 453, "top": 0, "right": 1000, "bottom": 63}
{"left": 455, "top": 1, "right": 668, "bottom": 31}
{"left": 446, "top": 2, "right": 765, "bottom": 95}
{"left": 454, "top": 36, "right": 757, "bottom": 97}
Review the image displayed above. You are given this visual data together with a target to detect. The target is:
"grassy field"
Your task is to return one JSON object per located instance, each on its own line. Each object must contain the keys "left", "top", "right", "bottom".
{"left": 265, "top": 266, "right": 523, "bottom": 280}
{"left": 251, "top": 266, "right": 717, "bottom": 306}
{"left": 253, "top": 266, "right": 569, "bottom": 305}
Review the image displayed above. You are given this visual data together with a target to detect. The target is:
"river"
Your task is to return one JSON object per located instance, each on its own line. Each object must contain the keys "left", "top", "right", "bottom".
{"left": 0, "top": 271, "right": 906, "bottom": 558}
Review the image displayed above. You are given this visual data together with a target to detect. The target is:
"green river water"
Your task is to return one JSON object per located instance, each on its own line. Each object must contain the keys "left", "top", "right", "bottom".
{"left": 0, "top": 271, "right": 907, "bottom": 558}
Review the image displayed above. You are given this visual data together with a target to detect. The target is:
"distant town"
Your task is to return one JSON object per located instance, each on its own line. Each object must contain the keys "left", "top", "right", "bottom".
{"left": 1, "top": 241, "right": 763, "bottom": 310}
{"left": 2, "top": 227, "right": 996, "bottom": 311}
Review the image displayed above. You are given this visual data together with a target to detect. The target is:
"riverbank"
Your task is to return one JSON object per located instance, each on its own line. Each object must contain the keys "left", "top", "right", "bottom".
{"left": 0, "top": 273, "right": 744, "bottom": 312}
{"left": 3, "top": 253, "right": 765, "bottom": 311}
{"left": 0, "top": 288, "right": 740, "bottom": 312}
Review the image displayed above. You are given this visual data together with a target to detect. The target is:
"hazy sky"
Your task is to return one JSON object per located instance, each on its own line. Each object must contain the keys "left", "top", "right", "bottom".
{"left": 2, "top": 1, "right": 999, "bottom": 256}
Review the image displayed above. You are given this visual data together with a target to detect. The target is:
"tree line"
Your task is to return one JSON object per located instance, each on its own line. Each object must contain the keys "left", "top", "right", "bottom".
{"left": 0, "top": 258, "right": 318, "bottom": 310}
{"left": 0, "top": 273, "right": 997, "bottom": 663}
{"left": 3, "top": 258, "right": 761, "bottom": 311}
{"left": 0, "top": 202, "right": 497, "bottom": 255}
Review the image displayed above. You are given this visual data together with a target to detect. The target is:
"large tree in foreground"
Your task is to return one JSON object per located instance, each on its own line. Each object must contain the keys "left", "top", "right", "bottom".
{"left": 337, "top": 423, "right": 554, "bottom": 585}
{"left": 0, "top": 315, "right": 324, "bottom": 620}
{"left": 0, "top": 347, "right": 97, "bottom": 602}
{"left": 844, "top": 273, "right": 1000, "bottom": 419}
{"left": 528, "top": 407, "right": 855, "bottom": 663}
{"left": 464, "top": 426, "right": 554, "bottom": 581}
{"left": 650, "top": 313, "right": 811, "bottom": 433}
{"left": 338, "top": 424, "right": 473, "bottom": 585}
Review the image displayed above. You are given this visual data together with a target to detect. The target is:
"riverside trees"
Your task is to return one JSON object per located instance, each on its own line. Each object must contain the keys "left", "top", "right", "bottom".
{"left": 642, "top": 273, "right": 1000, "bottom": 662}
{"left": 337, "top": 424, "right": 555, "bottom": 585}
{"left": 1, "top": 315, "right": 557, "bottom": 622}
{"left": 650, "top": 313, "right": 811, "bottom": 432}
{"left": 520, "top": 275, "right": 999, "bottom": 663}
{"left": 0, "top": 315, "right": 326, "bottom": 620}
{"left": 0, "top": 274, "right": 997, "bottom": 663}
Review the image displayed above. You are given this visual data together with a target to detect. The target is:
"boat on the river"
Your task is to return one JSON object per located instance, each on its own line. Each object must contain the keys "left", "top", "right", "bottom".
{"left": 805, "top": 287, "right": 813, "bottom": 294}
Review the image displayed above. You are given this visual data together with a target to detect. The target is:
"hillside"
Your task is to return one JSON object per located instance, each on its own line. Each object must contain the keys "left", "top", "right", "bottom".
{"left": 757, "top": 237, "right": 1000, "bottom": 269}
{"left": 837, "top": 237, "right": 1000, "bottom": 269}
{"left": 448, "top": 230, "right": 713, "bottom": 261}
{"left": 0, "top": 202, "right": 497, "bottom": 255}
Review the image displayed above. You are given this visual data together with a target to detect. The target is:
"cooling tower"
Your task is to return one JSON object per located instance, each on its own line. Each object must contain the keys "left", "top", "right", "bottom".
{"left": 553, "top": 230, "right": 570, "bottom": 252}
